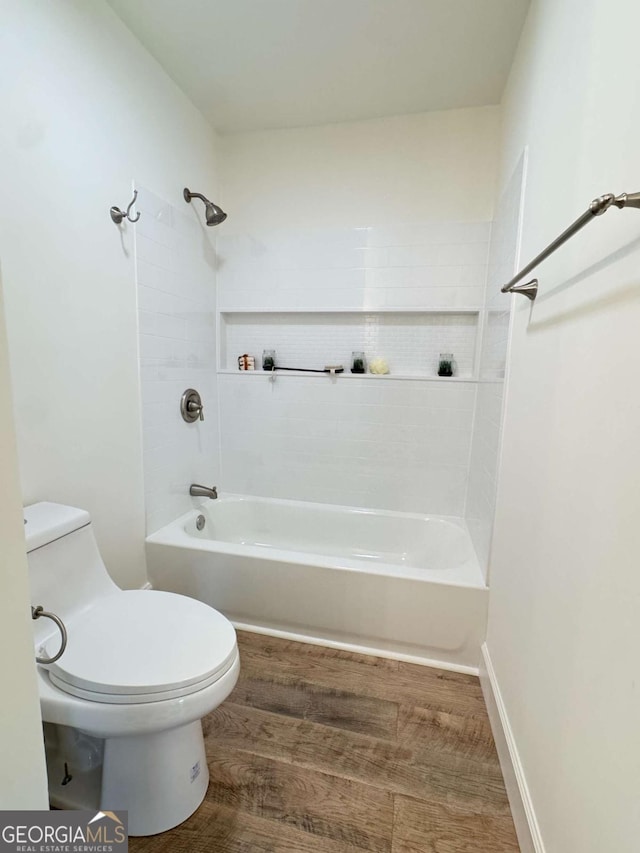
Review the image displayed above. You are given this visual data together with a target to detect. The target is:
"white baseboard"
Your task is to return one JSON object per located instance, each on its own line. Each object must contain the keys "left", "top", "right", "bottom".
{"left": 480, "top": 643, "right": 545, "bottom": 853}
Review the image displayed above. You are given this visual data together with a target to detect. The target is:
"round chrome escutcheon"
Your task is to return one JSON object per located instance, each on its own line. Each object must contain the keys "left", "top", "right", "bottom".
{"left": 196, "top": 514, "right": 206, "bottom": 531}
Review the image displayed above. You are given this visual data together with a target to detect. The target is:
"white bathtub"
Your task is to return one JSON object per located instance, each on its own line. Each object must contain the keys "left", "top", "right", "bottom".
{"left": 146, "top": 495, "right": 488, "bottom": 672}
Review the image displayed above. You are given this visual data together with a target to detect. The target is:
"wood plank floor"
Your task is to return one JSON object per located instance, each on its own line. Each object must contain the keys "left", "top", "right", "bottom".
{"left": 130, "top": 632, "right": 520, "bottom": 852}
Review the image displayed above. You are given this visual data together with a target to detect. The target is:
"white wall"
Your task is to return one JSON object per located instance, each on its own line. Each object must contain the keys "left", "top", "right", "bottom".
{"left": 0, "top": 0, "right": 220, "bottom": 587}
{"left": 216, "top": 109, "right": 498, "bottom": 515}
{"left": 219, "top": 107, "right": 500, "bottom": 232}
{"left": 0, "top": 276, "right": 48, "bottom": 808}
{"left": 486, "top": 1, "right": 640, "bottom": 850}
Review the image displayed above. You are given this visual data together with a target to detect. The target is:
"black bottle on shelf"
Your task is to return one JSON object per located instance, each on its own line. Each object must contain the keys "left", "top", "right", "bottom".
{"left": 438, "top": 353, "right": 454, "bottom": 377}
{"left": 351, "top": 351, "right": 366, "bottom": 373}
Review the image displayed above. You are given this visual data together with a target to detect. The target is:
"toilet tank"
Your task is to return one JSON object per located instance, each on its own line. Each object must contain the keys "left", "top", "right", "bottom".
{"left": 25, "top": 502, "right": 120, "bottom": 648}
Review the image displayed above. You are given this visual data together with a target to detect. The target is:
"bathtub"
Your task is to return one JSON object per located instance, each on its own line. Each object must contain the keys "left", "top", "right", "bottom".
{"left": 146, "top": 495, "right": 488, "bottom": 672}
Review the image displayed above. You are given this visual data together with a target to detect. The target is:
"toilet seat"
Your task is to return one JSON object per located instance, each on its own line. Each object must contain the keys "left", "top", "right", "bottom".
{"left": 44, "top": 590, "right": 237, "bottom": 705}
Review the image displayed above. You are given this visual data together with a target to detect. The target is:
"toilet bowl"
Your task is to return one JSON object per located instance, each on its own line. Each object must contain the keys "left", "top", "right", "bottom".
{"left": 25, "top": 502, "right": 240, "bottom": 836}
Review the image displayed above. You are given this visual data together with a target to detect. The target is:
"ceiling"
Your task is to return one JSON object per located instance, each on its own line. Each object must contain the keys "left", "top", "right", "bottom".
{"left": 107, "top": 0, "right": 530, "bottom": 135}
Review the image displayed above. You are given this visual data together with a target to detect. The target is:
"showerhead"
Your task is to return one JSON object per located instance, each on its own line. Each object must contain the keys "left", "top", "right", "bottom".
{"left": 204, "top": 201, "right": 227, "bottom": 226}
{"left": 183, "top": 187, "right": 227, "bottom": 226}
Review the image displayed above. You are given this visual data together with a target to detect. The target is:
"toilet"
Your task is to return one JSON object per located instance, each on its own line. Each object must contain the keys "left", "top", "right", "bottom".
{"left": 25, "top": 501, "right": 240, "bottom": 836}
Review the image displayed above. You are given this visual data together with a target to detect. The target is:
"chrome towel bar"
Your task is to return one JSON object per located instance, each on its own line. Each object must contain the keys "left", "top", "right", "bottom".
{"left": 502, "top": 191, "right": 640, "bottom": 300}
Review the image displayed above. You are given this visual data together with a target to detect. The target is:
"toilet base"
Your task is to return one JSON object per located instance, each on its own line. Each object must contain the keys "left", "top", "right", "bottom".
{"left": 45, "top": 723, "right": 103, "bottom": 811}
{"left": 101, "top": 720, "right": 209, "bottom": 836}
{"left": 45, "top": 720, "right": 209, "bottom": 836}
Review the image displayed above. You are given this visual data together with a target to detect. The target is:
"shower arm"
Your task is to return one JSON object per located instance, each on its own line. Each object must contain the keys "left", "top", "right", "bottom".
{"left": 501, "top": 191, "right": 640, "bottom": 301}
{"left": 184, "top": 190, "right": 208, "bottom": 205}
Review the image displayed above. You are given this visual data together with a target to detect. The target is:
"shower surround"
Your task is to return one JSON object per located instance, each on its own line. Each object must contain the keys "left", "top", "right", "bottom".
{"left": 134, "top": 186, "right": 521, "bottom": 668}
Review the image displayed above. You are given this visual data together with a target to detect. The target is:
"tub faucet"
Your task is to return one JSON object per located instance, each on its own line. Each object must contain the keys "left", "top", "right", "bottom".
{"left": 189, "top": 484, "right": 218, "bottom": 500}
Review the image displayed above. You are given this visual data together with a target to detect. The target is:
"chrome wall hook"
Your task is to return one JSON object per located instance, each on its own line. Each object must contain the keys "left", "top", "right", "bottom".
{"left": 110, "top": 190, "right": 141, "bottom": 225}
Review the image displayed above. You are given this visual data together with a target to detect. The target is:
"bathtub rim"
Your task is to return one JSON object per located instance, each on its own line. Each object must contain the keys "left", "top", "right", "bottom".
{"left": 146, "top": 494, "right": 487, "bottom": 591}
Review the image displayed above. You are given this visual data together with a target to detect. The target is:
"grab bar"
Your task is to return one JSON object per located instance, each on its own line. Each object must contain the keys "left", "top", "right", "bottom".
{"left": 32, "top": 605, "right": 67, "bottom": 665}
{"left": 502, "top": 191, "right": 640, "bottom": 301}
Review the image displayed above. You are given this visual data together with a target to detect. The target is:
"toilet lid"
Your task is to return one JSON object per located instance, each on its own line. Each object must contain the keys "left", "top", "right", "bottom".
{"left": 45, "top": 590, "right": 237, "bottom": 704}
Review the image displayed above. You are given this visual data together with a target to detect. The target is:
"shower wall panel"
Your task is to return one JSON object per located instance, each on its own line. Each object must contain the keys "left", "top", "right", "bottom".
{"left": 465, "top": 155, "right": 525, "bottom": 579}
{"left": 216, "top": 220, "right": 490, "bottom": 516}
{"left": 135, "top": 186, "right": 219, "bottom": 533}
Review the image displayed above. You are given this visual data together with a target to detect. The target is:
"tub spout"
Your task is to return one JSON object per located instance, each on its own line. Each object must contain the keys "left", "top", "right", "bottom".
{"left": 189, "top": 484, "right": 218, "bottom": 500}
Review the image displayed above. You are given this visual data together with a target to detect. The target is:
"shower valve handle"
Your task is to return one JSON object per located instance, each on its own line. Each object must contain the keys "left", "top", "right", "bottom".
{"left": 180, "top": 388, "right": 204, "bottom": 423}
{"left": 187, "top": 400, "right": 204, "bottom": 421}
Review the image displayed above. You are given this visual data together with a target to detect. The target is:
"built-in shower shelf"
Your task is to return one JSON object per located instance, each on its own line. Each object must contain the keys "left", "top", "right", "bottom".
{"left": 217, "top": 369, "right": 476, "bottom": 382}
{"left": 219, "top": 306, "right": 481, "bottom": 314}
{"left": 217, "top": 308, "right": 482, "bottom": 377}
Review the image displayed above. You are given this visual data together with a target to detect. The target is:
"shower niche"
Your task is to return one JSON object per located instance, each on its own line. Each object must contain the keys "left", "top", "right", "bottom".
{"left": 217, "top": 308, "right": 481, "bottom": 380}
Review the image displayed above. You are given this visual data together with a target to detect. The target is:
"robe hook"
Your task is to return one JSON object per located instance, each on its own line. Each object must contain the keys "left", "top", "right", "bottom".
{"left": 110, "top": 190, "right": 141, "bottom": 225}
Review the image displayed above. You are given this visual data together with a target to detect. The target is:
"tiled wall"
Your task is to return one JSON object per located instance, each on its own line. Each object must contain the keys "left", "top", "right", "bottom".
{"left": 465, "top": 156, "right": 525, "bottom": 578}
{"left": 133, "top": 196, "right": 521, "bottom": 530}
{"left": 135, "top": 186, "right": 219, "bottom": 533}
{"left": 218, "top": 374, "right": 476, "bottom": 515}
{"left": 132, "top": 191, "right": 521, "bottom": 538}
{"left": 217, "top": 221, "right": 490, "bottom": 310}
{"left": 216, "top": 220, "right": 490, "bottom": 517}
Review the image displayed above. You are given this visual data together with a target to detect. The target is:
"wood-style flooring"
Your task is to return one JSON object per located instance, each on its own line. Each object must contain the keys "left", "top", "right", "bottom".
{"left": 130, "top": 631, "right": 520, "bottom": 852}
